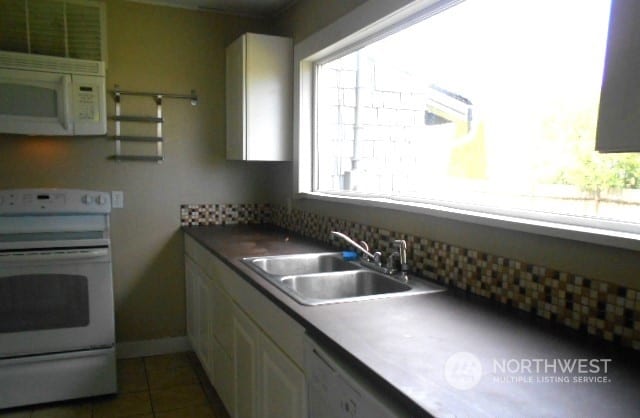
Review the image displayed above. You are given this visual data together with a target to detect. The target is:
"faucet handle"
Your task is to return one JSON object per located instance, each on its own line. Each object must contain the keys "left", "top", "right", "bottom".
{"left": 392, "top": 240, "right": 407, "bottom": 261}
{"left": 392, "top": 239, "right": 409, "bottom": 276}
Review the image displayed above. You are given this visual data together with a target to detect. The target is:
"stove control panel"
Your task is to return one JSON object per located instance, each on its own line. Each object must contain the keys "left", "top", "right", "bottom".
{"left": 0, "top": 189, "right": 111, "bottom": 214}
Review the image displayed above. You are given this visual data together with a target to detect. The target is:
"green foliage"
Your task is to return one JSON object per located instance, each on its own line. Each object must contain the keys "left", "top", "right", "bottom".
{"left": 544, "top": 99, "right": 640, "bottom": 197}
{"left": 613, "top": 155, "right": 640, "bottom": 189}
{"left": 556, "top": 151, "right": 640, "bottom": 197}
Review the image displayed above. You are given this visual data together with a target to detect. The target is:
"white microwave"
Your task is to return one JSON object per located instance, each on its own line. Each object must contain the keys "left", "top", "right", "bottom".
{"left": 0, "top": 51, "right": 106, "bottom": 136}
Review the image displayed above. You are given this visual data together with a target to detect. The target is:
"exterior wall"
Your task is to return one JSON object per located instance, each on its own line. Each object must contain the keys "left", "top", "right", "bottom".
{"left": 317, "top": 54, "right": 485, "bottom": 192}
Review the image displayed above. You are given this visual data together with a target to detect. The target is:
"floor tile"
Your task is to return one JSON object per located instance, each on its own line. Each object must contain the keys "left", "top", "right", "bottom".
{"left": 117, "top": 357, "right": 149, "bottom": 394}
{"left": 117, "top": 357, "right": 146, "bottom": 375}
{"left": 147, "top": 364, "right": 199, "bottom": 390}
{"left": 154, "top": 404, "right": 215, "bottom": 418}
{"left": 199, "top": 379, "right": 230, "bottom": 418}
{"left": 144, "top": 353, "right": 193, "bottom": 372}
{"left": 150, "top": 384, "right": 208, "bottom": 413}
{"left": 118, "top": 367, "right": 150, "bottom": 394}
{"left": 31, "top": 402, "right": 91, "bottom": 418}
{"left": 92, "top": 392, "right": 152, "bottom": 418}
{"left": 0, "top": 352, "right": 226, "bottom": 418}
{"left": 189, "top": 354, "right": 231, "bottom": 418}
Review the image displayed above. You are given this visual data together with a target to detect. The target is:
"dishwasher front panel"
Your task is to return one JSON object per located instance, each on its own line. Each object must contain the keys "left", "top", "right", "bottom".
{"left": 304, "top": 335, "right": 405, "bottom": 418}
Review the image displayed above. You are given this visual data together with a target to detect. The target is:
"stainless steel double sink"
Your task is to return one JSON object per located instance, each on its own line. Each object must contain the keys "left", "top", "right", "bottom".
{"left": 241, "top": 252, "right": 445, "bottom": 306}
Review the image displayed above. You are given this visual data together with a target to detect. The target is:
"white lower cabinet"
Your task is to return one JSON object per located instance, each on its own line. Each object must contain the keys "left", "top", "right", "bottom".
{"left": 258, "top": 330, "right": 306, "bottom": 418}
{"left": 185, "top": 259, "right": 198, "bottom": 351}
{"left": 209, "top": 279, "right": 235, "bottom": 413}
{"left": 233, "top": 305, "right": 306, "bottom": 418}
{"left": 233, "top": 305, "right": 260, "bottom": 418}
{"left": 197, "top": 273, "right": 213, "bottom": 375}
{"left": 185, "top": 255, "right": 235, "bottom": 416}
{"left": 185, "top": 235, "right": 306, "bottom": 418}
{"left": 186, "top": 258, "right": 207, "bottom": 364}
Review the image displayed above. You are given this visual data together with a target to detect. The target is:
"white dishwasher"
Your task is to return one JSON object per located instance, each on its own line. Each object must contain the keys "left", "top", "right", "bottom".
{"left": 304, "top": 334, "right": 407, "bottom": 418}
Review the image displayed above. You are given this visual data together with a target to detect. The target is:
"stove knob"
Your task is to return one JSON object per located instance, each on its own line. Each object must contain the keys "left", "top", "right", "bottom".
{"left": 96, "top": 195, "right": 107, "bottom": 205}
{"left": 82, "top": 195, "right": 94, "bottom": 205}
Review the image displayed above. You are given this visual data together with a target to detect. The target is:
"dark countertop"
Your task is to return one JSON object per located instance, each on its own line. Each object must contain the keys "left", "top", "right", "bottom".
{"left": 184, "top": 224, "right": 640, "bottom": 418}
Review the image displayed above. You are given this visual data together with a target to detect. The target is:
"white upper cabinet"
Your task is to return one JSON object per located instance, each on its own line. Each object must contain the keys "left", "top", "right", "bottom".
{"left": 226, "top": 33, "right": 293, "bottom": 161}
{"left": 596, "top": 0, "right": 640, "bottom": 152}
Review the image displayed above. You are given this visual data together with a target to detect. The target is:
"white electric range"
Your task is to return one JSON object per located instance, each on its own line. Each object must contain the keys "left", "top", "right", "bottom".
{"left": 0, "top": 189, "right": 117, "bottom": 409}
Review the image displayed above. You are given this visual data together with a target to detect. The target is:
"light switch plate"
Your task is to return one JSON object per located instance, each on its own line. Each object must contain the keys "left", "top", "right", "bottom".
{"left": 112, "top": 191, "right": 124, "bottom": 208}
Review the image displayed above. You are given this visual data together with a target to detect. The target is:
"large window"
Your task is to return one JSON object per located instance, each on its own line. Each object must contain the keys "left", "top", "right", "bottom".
{"left": 308, "top": 0, "right": 640, "bottom": 234}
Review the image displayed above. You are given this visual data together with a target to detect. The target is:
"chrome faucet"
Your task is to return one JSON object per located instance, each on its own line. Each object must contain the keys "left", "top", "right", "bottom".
{"left": 330, "top": 231, "right": 409, "bottom": 280}
{"left": 388, "top": 239, "right": 409, "bottom": 281}
{"left": 330, "top": 231, "right": 381, "bottom": 263}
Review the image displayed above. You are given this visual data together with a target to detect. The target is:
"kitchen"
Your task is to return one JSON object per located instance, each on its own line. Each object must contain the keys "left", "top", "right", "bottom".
{"left": 0, "top": 0, "right": 639, "bottom": 417}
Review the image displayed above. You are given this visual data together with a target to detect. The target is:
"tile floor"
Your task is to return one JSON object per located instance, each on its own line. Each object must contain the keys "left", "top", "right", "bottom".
{"left": 0, "top": 352, "right": 230, "bottom": 418}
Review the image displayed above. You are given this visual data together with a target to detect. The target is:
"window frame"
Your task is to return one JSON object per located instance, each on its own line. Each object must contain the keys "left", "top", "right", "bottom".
{"left": 293, "top": 0, "right": 640, "bottom": 252}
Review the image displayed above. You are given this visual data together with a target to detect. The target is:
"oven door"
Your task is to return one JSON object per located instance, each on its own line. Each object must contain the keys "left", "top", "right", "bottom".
{"left": 0, "top": 245, "right": 114, "bottom": 358}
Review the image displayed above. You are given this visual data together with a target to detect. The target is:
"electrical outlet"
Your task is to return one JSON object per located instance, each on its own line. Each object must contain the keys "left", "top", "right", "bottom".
{"left": 112, "top": 191, "right": 124, "bottom": 209}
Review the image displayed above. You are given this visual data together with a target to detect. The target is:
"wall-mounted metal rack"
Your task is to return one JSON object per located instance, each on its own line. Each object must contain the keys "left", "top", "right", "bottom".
{"left": 108, "top": 86, "right": 198, "bottom": 162}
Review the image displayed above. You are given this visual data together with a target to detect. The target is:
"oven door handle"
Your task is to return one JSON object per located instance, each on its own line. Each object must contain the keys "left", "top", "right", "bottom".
{"left": 0, "top": 248, "right": 109, "bottom": 262}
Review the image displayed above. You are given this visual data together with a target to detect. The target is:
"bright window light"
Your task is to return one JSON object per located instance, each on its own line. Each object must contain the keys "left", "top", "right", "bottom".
{"left": 314, "top": 0, "right": 640, "bottom": 225}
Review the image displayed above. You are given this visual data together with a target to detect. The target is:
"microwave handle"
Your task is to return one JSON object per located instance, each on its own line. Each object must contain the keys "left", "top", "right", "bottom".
{"left": 58, "top": 74, "right": 73, "bottom": 131}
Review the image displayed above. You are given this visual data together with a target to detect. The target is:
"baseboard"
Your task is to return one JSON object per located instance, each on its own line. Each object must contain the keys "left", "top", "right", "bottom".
{"left": 116, "top": 336, "right": 191, "bottom": 359}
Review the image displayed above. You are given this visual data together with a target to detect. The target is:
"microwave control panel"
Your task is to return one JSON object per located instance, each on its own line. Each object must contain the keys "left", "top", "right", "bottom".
{"left": 72, "top": 75, "right": 107, "bottom": 136}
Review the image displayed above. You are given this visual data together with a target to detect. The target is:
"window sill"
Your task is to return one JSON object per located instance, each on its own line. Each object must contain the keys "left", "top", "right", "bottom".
{"left": 296, "top": 192, "right": 640, "bottom": 252}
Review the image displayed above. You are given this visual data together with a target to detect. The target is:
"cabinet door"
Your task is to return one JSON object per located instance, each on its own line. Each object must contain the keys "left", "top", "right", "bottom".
{"left": 200, "top": 277, "right": 216, "bottom": 381}
{"left": 210, "top": 278, "right": 235, "bottom": 415}
{"left": 212, "top": 340, "right": 235, "bottom": 417}
{"left": 211, "top": 279, "right": 233, "bottom": 356}
{"left": 195, "top": 269, "right": 210, "bottom": 366}
{"left": 184, "top": 258, "right": 199, "bottom": 351}
{"left": 259, "top": 335, "right": 306, "bottom": 418}
{"left": 225, "top": 33, "right": 292, "bottom": 161}
{"left": 226, "top": 35, "right": 246, "bottom": 160}
{"left": 233, "top": 305, "right": 259, "bottom": 418}
{"left": 245, "top": 33, "right": 292, "bottom": 161}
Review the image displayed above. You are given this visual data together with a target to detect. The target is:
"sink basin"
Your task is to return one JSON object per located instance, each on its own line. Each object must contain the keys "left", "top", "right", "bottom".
{"left": 241, "top": 252, "right": 445, "bottom": 306}
{"left": 281, "top": 270, "right": 410, "bottom": 300}
{"left": 247, "top": 252, "right": 358, "bottom": 276}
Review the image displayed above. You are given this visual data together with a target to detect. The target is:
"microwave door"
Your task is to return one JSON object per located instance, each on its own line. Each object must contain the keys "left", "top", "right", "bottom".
{"left": 0, "top": 69, "right": 73, "bottom": 136}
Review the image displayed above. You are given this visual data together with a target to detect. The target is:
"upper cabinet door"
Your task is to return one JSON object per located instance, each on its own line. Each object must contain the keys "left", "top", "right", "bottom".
{"left": 596, "top": 0, "right": 640, "bottom": 152}
{"left": 226, "top": 33, "right": 293, "bottom": 161}
{"left": 226, "top": 35, "right": 247, "bottom": 160}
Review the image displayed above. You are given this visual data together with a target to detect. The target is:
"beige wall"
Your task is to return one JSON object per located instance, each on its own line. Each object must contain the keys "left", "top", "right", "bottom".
{"left": 274, "top": 0, "right": 368, "bottom": 42}
{"left": 274, "top": 0, "right": 640, "bottom": 290}
{"left": 0, "top": 0, "right": 285, "bottom": 342}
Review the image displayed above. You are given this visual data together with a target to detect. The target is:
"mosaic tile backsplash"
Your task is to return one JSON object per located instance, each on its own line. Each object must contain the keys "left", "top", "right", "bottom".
{"left": 180, "top": 203, "right": 271, "bottom": 226}
{"left": 269, "top": 206, "right": 640, "bottom": 351}
{"left": 182, "top": 202, "right": 640, "bottom": 350}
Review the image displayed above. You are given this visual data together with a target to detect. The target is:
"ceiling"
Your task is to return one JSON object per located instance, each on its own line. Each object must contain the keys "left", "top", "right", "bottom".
{"left": 129, "top": 0, "right": 297, "bottom": 17}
